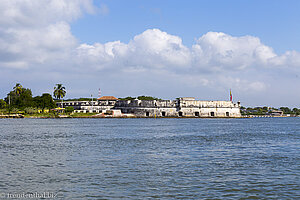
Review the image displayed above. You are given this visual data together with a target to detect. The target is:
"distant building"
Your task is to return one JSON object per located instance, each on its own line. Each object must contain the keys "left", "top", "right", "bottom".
{"left": 56, "top": 96, "right": 242, "bottom": 117}
{"left": 270, "top": 110, "right": 283, "bottom": 116}
{"left": 56, "top": 96, "right": 118, "bottom": 113}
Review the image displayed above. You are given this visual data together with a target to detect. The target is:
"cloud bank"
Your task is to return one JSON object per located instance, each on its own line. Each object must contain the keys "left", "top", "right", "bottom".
{"left": 1, "top": 0, "right": 300, "bottom": 107}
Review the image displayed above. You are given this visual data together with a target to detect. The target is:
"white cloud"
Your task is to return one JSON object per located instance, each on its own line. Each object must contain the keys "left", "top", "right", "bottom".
{"left": 0, "top": 0, "right": 94, "bottom": 69}
{"left": 128, "top": 29, "right": 191, "bottom": 69}
{"left": 74, "top": 30, "right": 294, "bottom": 75}
{"left": 1, "top": 0, "right": 300, "bottom": 106}
{"left": 75, "top": 29, "right": 191, "bottom": 70}
{"left": 270, "top": 50, "right": 300, "bottom": 67}
{"left": 75, "top": 41, "right": 127, "bottom": 70}
{"left": 216, "top": 76, "right": 267, "bottom": 93}
{"left": 192, "top": 32, "right": 276, "bottom": 71}
{"left": 0, "top": 0, "right": 95, "bottom": 27}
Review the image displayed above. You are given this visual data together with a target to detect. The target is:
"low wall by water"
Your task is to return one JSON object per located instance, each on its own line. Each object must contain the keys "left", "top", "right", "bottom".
{"left": 0, "top": 114, "right": 24, "bottom": 118}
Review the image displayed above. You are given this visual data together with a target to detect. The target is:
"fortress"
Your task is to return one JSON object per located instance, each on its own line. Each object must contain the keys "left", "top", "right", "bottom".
{"left": 57, "top": 96, "right": 242, "bottom": 118}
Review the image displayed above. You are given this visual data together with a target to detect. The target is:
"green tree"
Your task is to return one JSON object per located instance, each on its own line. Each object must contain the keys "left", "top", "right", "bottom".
{"left": 41, "top": 93, "right": 56, "bottom": 109}
{"left": 33, "top": 93, "right": 56, "bottom": 110}
{"left": 5, "top": 87, "right": 33, "bottom": 109}
{"left": 119, "top": 96, "right": 136, "bottom": 100}
{"left": 280, "top": 107, "right": 292, "bottom": 114}
{"left": 292, "top": 108, "right": 300, "bottom": 115}
{"left": 0, "top": 99, "right": 7, "bottom": 109}
{"left": 137, "top": 96, "right": 161, "bottom": 100}
{"left": 53, "top": 84, "right": 66, "bottom": 100}
{"left": 13, "top": 83, "right": 23, "bottom": 96}
{"left": 16, "top": 88, "right": 33, "bottom": 108}
{"left": 5, "top": 91, "right": 16, "bottom": 107}
{"left": 262, "top": 106, "right": 269, "bottom": 111}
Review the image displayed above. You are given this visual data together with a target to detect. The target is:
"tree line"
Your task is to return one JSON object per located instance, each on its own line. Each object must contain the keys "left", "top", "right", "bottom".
{"left": 241, "top": 106, "right": 300, "bottom": 115}
{"left": 1, "top": 83, "right": 299, "bottom": 115}
{"left": 0, "top": 83, "right": 66, "bottom": 113}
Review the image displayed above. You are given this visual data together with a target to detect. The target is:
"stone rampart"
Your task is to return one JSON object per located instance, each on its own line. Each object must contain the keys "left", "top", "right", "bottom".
{"left": 56, "top": 97, "right": 242, "bottom": 117}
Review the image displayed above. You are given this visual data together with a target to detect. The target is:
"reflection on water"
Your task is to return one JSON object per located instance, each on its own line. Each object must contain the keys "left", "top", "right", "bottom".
{"left": 0, "top": 118, "right": 299, "bottom": 199}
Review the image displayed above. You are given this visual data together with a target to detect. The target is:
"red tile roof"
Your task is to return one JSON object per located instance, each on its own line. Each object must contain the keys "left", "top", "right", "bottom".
{"left": 97, "top": 96, "right": 118, "bottom": 100}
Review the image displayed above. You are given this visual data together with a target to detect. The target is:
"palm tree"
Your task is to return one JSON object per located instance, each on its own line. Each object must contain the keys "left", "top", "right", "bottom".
{"left": 53, "top": 84, "right": 66, "bottom": 108}
{"left": 13, "top": 83, "right": 23, "bottom": 96}
{"left": 53, "top": 84, "right": 66, "bottom": 99}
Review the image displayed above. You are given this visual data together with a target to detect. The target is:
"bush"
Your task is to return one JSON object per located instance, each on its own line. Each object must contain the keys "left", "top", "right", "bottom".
{"left": 137, "top": 96, "right": 162, "bottom": 100}
{"left": 119, "top": 96, "right": 136, "bottom": 100}
{"left": 24, "top": 107, "right": 39, "bottom": 114}
{"left": 65, "top": 106, "right": 74, "bottom": 113}
{"left": 10, "top": 108, "right": 19, "bottom": 114}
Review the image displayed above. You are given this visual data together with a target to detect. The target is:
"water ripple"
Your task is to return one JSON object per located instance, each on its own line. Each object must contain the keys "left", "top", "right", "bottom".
{"left": 0, "top": 118, "right": 299, "bottom": 199}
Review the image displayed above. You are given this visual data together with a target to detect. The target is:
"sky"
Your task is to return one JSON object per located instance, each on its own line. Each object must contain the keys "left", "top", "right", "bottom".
{"left": 1, "top": 0, "right": 300, "bottom": 107}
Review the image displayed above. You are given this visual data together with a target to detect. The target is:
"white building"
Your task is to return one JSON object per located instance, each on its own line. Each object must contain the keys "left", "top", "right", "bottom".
{"left": 56, "top": 96, "right": 242, "bottom": 117}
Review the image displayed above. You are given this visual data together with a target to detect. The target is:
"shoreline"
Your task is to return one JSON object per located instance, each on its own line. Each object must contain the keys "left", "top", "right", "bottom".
{"left": 1, "top": 114, "right": 297, "bottom": 119}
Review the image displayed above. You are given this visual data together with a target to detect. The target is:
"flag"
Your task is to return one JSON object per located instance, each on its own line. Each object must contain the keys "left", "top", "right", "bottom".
{"left": 230, "top": 89, "right": 232, "bottom": 102}
{"left": 98, "top": 88, "right": 101, "bottom": 98}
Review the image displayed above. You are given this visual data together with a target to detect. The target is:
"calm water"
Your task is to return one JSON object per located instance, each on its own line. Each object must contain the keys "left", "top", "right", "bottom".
{"left": 0, "top": 118, "right": 299, "bottom": 199}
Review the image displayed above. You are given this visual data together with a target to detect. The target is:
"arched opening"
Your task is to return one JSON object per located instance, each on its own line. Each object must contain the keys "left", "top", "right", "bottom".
{"left": 226, "top": 112, "right": 230, "bottom": 117}
{"left": 210, "top": 112, "right": 215, "bottom": 117}
{"left": 146, "top": 112, "right": 150, "bottom": 117}
{"left": 178, "top": 112, "right": 183, "bottom": 117}
{"left": 195, "top": 112, "right": 200, "bottom": 117}
{"left": 162, "top": 111, "right": 166, "bottom": 117}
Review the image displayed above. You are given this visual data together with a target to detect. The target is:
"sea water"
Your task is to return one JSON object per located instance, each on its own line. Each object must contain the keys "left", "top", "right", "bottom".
{"left": 0, "top": 118, "right": 299, "bottom": 199}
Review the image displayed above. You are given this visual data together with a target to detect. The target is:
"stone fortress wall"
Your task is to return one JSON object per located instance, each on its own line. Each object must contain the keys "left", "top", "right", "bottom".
{"left": 57, "top": 96, "right": 241, "bottom": 118}
{"left": 114, "top": 97, "right": 241, "bottom": 117}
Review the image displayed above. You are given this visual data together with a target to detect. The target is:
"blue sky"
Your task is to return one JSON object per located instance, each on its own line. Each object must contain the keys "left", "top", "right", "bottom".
{"left": 71, "top": 0, "right": 300, "bottom": 53}
{"left": 1, "top": 0, "right": 300, "bottom": 107}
